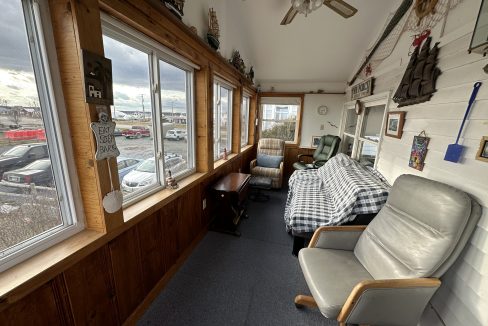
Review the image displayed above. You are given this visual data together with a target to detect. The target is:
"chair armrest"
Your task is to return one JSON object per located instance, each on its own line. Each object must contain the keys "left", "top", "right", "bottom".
{"left": 278, "top": 161, "right": 284, "bottom": 188}
{"left": 297, "top": 154, "right": 313, "bottom": 161}
{"left": 313, "top": 159, "right": 327, "bottom": 168}
{"left": 338, "top": 278, "right": 441, "bottom": 325}
{"left": 308, "top": 226, "right": 367, "bottom": 250}
{"left": 250, "top": 159, "right": 257, "bottom": 169}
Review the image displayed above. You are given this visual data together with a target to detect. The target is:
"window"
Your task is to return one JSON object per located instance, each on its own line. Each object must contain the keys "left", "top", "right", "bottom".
{"left": 259, "top": 97, "right": 301, "bottom": 143}
{"left": 341, "top": 100, "right": 386, "bottom": 167}
{"left": 213, "top": 79, "right": 233, "bottom": 160}
{"left": 102, "top": 16, "right": 196, "bottom": 204}
{"left": 0, "top": 0, "right": 82, "bottom": 271}
{"left": 241, "top": 95, "right": 250, "bottom": 147}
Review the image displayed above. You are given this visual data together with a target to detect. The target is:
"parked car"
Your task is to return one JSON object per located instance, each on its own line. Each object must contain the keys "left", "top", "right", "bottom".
{"left": 0, "top": 143, "right": 48, "bottom": 177}
{"left": 121, "top": 157, "right": 156, "bottom": 193}
{"left": 122, "top": 126, "right": 151, "bottom": 139}
{"left": 117, "top": 157, "right": 142, "bottom": 182}
{"left": 2, "top": 158, "right": 53, "bottom": 186}
{"left": 121, "top": 155, "right": 187, "bottom": 193}
{"left": 165, "top": 129, "right": 187, "bottom": 141}
{"left": 113, "top": 128, "right": 123, "bottom": 137}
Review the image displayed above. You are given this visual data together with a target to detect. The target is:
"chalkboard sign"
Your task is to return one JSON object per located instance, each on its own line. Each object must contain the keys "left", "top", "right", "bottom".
{"left": 90, "top": 112, "right": 120, "bottom": 160}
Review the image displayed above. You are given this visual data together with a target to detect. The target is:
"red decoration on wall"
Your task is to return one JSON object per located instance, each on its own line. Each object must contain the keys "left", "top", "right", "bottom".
{"left": 412, "top": 29, "right": 431, "bottom": 48}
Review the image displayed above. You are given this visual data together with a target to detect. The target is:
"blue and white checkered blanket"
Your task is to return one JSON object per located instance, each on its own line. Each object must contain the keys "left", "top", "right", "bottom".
{"left": 284, "top": 154, "right": 390, "bottom": 233}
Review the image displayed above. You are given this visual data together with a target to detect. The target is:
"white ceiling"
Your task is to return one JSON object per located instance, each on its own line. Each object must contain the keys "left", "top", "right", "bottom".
{"left": 223, "top": 0, "right": 402, "bottom": 85}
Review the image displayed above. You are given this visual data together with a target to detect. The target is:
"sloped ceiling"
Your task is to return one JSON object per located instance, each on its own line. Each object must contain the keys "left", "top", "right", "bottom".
{"left": 221, "top": 0, "right": 402, "bottom": 86}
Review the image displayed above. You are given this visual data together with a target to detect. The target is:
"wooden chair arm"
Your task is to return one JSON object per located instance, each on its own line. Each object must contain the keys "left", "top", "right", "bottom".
{"left": 309, "top": 226, "right": 367, "bottom": 249}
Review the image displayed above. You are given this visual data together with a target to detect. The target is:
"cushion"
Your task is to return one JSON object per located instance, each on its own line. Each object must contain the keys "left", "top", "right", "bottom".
{"left": 256, "top": 154, "right": 283, "bottom": 168}
{"left": 299, "top": 248, "right": 373, "bottom": 318}
{"left": 251, "top": 166, "right": 281, "bottom": 179}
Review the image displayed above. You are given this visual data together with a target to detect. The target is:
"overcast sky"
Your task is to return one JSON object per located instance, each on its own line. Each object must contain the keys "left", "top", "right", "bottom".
{"left": 0, "top": 2, "right": 188, "bottom": 113}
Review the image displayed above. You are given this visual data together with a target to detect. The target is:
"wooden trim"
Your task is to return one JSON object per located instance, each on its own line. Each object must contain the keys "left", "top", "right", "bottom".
{"left": 232, "top": 86, "right": 243, "bottom": 153}
{"left": 337, "top": 278, "right": 442, "bottom": 323}
{"left": 294, "top": 295, "right": 317, "bottom": 308}
{"left": 195, "top": 66, "right": 214, "bottom": 173}
{"left": 248, "top": 95, "right": 258, "bottom": 145}
{"left": 309, "top": 226, "right": 367, "bottom": 248}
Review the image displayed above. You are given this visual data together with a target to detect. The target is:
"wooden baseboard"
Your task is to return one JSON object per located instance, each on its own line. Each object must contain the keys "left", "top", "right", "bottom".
{"left": 123, "top": 226, "right": 208, "bottom": 325}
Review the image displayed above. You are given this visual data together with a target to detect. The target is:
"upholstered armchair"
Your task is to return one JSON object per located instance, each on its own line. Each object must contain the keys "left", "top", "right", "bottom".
{"left": 295, "top": 174, "right": 481, "bottom": 326}
{"left": 293, "top": 135, "right": 340, "bottom": 170}
{"left": 250, "top": 138, "right": 285, "bottom": 189}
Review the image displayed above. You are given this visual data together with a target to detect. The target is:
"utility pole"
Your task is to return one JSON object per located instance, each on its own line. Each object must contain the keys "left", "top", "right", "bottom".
{"left": 140, "top": 94, "right": 145, "bottom": 118}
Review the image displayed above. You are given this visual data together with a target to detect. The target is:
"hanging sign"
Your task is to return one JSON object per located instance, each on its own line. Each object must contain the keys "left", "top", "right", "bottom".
{"left": 351, "top": 78, "right": 374, "bottom": 100}
{"left": 90, "top": 112, "right": 120, "bottom": 160}
{"left": 82, "top": 49, "right": 114, "bottom": 105}
{"left": 409, "top": 131, "right": 430, "bottom": 171}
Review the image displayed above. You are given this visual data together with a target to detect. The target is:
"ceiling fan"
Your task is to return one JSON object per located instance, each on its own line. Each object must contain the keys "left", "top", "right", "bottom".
{"left": 281, "top": 0, "right": 358, "bottom": 25}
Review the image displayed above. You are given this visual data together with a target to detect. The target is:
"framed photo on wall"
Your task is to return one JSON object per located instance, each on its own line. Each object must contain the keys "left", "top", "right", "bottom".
{"left": 385, "top": 111, "right": 406, "bottom": 139}
{"left": 476, "top": 136, "right": 488, "bottom": 162}
{"left": 311, "top": 136, "right": 321, "bottom": 148}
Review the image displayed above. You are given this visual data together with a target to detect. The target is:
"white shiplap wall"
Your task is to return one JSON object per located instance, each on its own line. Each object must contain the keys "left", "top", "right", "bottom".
{"left": 346, "top": 1, "right": 488, "bottom": 325}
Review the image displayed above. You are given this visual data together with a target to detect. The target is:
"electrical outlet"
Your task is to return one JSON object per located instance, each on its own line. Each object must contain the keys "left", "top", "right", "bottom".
{"left": 202, "top": 198, "right": 206, "bottom": 210}
{"left": 320, "top": 124, "right": 324, "bottom": 130}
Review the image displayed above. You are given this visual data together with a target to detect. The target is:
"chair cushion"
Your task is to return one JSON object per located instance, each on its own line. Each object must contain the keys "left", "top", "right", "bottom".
{"left": 299, "top": 248, "right": 373, "bottom": 318}
{"left": 251, "top": 166, "right": 281, "bottom": 179}
{"left": 257, "top": 154, "right": 283, "bottom": 168}
{"left": 354, "top": 174, "right": 475, "bottom": 279}
{"left": 258, "top": 138, "right": 285, "bottom": 156}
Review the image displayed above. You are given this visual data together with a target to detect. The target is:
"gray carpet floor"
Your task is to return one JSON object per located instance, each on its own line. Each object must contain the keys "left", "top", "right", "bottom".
{"left": 138, "top": 189, "right": 337, "bottom": 326}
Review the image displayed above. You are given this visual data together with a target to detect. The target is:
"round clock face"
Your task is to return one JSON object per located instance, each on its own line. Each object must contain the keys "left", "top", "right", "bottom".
{"left": 317, "top": 105, "right": 328, "bottom": 115}
{"left": 355, "top": 100, "right": 363, "bottom": 115}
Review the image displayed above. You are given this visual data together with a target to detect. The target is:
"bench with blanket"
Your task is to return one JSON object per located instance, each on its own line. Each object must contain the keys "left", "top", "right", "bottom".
{"left": 284, "top": 154, "right": 390, "bottom": 254}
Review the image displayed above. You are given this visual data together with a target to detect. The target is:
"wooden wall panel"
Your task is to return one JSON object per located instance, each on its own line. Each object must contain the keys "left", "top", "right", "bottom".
{"left": 0, "top": 282, "right": 66, "bottom": 325}
{"left": 109, "top": 228, "right": 144, "bottom": 323}
{"left": 160, "top": 200, "right": 179, "bottom": 271}
{"left": 177, "top": 186, "right": 202, "bottom": 254}
{"left": 137, "top": 213, "right": 164, "bottom": 295}
{"left": 64, "top": 247, "right": 118, "bottom": 325}
{"left": 232, "top": 87, "right": 243, "bottom": 153}
{"left": 195, "top": 66, "right": 214, "bottom": 173}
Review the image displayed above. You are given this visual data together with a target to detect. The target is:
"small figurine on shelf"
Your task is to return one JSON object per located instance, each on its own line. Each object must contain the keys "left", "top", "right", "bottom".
{"left": 207, "top": 8, "right": 220, "bottom": 50}
{"left": 229, "top": 50, "right": 246, "bottom": 74}
{"left": 223, "top": 147, "right": 228, "bottom": 160}
{"left": 247, "top": 66, "right": 254, "bottom": 83}
{"left": 166, "top": 170, "right": 179, "bottom": 189}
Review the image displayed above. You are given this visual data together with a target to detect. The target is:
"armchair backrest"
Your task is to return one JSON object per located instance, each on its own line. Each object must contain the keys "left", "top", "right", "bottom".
{"left": 354, "top": 174, "right": 481, "bottom": 280}
{"left": 258, "top": 138, "right": 285, "bottom": 156}
{"left": 314, "top": 135, "right": 341, "bottom": 162}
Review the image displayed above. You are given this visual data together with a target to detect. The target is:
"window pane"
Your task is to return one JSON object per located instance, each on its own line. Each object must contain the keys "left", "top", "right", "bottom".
{"left": 260, "top": 103, "right": 299, "bottom": 142}
{"left": 160, "top": 60, "right": 190, "bottom": 177}
{"left": 0, "top": 1, "right": 65, "bottom": 254}
{"left": 241, "top": 96, "right": 249, "bottom": 147}
{"left": 103, "top": 35, "right": 157, "bottom": 197}
{"left": 360, "top": 105, "right": 385, "bottom": 142}
{"left": 342, "top": 135, "right": 355, "bottom": 157}
{"left": 358, "top": 141, "right": 378, "bottom": 166}
{"left": 220, "top": 87, "right": 229, "bottom": 155}
{"left": 345, "top": 109, "right": 358, "bottom": 134}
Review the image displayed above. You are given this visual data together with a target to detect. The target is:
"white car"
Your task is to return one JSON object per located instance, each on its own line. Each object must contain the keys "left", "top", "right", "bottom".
{"left": 165, "top": 129, "right": 187, "bottom": 140}
{"left": 121, "top": 156, "right": 187, "bottom": 193}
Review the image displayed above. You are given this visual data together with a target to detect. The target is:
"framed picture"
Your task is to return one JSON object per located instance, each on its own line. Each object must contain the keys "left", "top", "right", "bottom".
{"left": 385, "top": 111, "right": 406, "bottom": 139}
{"left": 311, "top": 136, "right": 322, "bottom": 148}
{"left": 476, "top": 136, "right": 488, "bottom": 162}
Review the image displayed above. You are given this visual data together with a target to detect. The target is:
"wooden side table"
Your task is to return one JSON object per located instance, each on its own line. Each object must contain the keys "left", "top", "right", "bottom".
{"left": 211, "top": 172, "right": 250, "bottom": 236}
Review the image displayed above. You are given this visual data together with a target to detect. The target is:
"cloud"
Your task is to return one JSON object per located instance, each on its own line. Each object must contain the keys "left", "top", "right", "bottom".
{"left": 0, "top": 2, "right": 33, "bottom": 72}
{"left": 7, "top": 85, "right": 21, "bottom": 91}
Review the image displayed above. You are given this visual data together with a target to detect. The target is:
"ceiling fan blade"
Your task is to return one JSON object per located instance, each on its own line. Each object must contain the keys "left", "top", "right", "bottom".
{"left": 281, "top": 6, "right": 298, "bottom": 25}
{"left": 323, "top": 0, "right": 358, "bottom": 18}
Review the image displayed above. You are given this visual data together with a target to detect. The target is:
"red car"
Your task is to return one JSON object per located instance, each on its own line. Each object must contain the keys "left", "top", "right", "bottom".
{"left": 122, "top": 126, "right": 151, "bottom": 139}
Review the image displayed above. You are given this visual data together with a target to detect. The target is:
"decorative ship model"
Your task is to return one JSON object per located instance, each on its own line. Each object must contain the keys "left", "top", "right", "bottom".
{"left": 207, "top": 8, "right": 220, "bottom": 50}
{"left": 162, "top": 0, "right": 184, "bottom": 20}
{"left": 393, "top": 36, "right": 441, "bottom": 107}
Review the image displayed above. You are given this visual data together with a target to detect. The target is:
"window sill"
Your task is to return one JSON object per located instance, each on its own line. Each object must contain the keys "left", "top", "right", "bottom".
{"left": 240, "top": 144, "right": 253, "bottom": 153}
{"left": 123, "top": 172, "right": 207, "bottom": 224}
{"left": 213, "top": 153, "right": 237, "bottom": 169}
{"left": 0, "top": 229, "right": 104, "bottom": 303}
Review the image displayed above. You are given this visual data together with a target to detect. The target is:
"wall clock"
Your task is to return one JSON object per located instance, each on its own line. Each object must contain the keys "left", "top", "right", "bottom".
{"left": 355, "top": 100, "right": 363, "bottom": 115}
{"left": 317, "top": 105, "right": 328, "bottom": 115}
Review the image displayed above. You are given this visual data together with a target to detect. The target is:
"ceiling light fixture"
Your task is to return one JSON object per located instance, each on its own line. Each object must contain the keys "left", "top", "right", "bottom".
{"left": 291, "top": 0, "right": 323, "bottom": 17}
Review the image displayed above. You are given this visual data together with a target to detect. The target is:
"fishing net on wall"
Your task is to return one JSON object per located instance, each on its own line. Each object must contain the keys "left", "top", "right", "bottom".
{"left": 358, "top": 0, "right": 463, "bottom": 80}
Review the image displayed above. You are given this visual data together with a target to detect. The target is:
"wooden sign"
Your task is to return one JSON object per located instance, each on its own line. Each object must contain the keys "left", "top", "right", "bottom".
{"left": 90, "top": 112, "right": 120, "bottom": 160}
{"left": 351, "top": 78, "right": 374, "bottom": 100}
{"left": 82, "top": 49, "right": 114, "bottom": 105}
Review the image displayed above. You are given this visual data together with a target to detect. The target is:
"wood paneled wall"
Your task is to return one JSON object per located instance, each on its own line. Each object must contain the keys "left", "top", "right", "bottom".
{"left": 0, "top": 0, "right": 257, "bottom": 324}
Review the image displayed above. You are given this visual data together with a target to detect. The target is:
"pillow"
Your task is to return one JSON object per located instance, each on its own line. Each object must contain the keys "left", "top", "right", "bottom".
{"left": 257, "top": 153, "right": 283, "bottom": 168}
